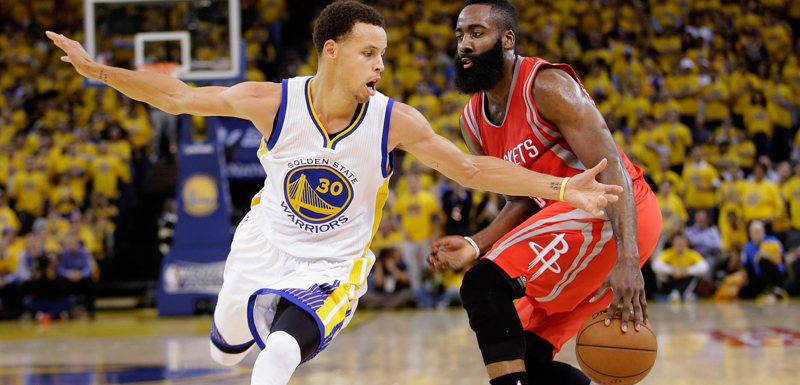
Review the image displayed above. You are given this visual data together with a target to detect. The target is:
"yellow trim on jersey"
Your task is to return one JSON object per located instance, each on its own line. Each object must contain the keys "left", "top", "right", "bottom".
{"left": 257, "top": 137, "right": 268, "bottom": 158}
{"left": 315, "top": 284, "right": 351, "bottom": 338}
{"left": 347, "top": 178, "right": 391, "bottom": 297}
{"left": 250, "top": 188, "right": 264, "bottom": 208}
{"left": 306, "top": 78, "right": 367, "bottom": 149}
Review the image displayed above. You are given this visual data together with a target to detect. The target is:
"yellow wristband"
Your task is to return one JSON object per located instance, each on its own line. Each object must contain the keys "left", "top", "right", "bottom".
{"left": 559, "top": 177, "right": 570, "bottom": 202}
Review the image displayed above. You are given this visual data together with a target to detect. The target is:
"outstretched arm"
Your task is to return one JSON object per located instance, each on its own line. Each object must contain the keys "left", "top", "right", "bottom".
{"left": 388, "top": 102, "right": 622, "bottom": 215}
{"left": 427, "top": 116, "right": 541, "bottom": 272}
{"left": 532, "top": 67, "right": 645, "bottom": 333}
{"left": 46, "top": 32, "right": 280, "bottom": 135}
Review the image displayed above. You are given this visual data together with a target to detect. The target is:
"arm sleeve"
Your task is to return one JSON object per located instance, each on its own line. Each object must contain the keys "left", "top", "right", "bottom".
{"left": 117, "top": 159, "right": 132, "bottom": 183}
{"left": 687, "top": 258, "right": 710, "bottom": 276}
{"left": 81, "top": 252, "right": 93, "bottom": 278}
{"left": 651, "top": 257, "right": 674, "bottom": 275}
{"left": 13, "top": 253, "right": 31, "bottom": 282}
{"left": 56, "top": 261, "right": 69, "bottom": 278}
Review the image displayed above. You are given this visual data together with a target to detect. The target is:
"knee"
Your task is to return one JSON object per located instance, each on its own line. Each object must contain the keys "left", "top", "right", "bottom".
{"left": 460, "top": 260, "right": 515, "bottom": 307}
{"left": 209, "top": 341, "right": 248, "bottom": 366}
{"left": 261, "top": 331, "right": 302, "bottom": 366}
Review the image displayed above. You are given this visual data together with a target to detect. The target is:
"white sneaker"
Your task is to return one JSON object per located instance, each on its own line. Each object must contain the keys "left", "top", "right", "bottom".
{"left": 668, "top": 290, "right": 681, "bottom": 304}
{"left": 683, "top": 292, "right": 697, "bottom": 303}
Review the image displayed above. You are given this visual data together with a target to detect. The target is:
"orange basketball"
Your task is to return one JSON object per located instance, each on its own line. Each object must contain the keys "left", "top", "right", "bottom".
{"left": 575, "top": 309, "right": 657, "bottom": 385}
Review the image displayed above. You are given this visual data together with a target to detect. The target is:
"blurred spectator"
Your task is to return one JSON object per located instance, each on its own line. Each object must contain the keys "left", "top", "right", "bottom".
{"left": 361, "top": 245, "right": 416, "bottom": 310}
{"left": 90, "top": 141, "right": 131, "bottom": 200}
{"left": 685, "top": 210, "right": 722, "bottom": 271}
{"left": 57, "top": 235, "right": 95, "bottom": 317}
{"left": 652, "top": 233, "right": 710, "bottom": 303}
{"left": 682, "top": 146, "right": 719, "bottom": 224}
{"left": 441, "top": 179, "right": 472, "bottom": 237}
{"left": 0, "top": 193, "right": 20, "bottom": 235}
{"left": 0, "top": 238, "right": 24, "bottom": 319}
{"left": 157, "top": 198, "right": 177, "bottom": 257}
{"left": 656, "top": 178, "right": 688, "bottom": 233}
{"left": 740, "top": 220, "right": 787, "bottom": 299}
{"left": 474, "top": 192, "right": 502, "bottom": 232}
{"left": 9, "top": 158, "right": 49, "bottom": 234}
{"left": 149, "top": 107, "right": 178, "bottom": 163}
{"left": 740, "top": 162, "right": 782, "bottom": 232}
{"left": 23, "top": 252, "right": 74, "bottom": 321}
{"left": 395, "top": 172, "right": 441, "bottom": 306}
{"left": 783, "top": 162, "right": 800, "bottom": 250}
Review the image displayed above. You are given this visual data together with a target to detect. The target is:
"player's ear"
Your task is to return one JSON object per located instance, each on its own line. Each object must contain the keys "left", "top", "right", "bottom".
{"left": 502, "top": 30, "right": 515, "bottom": 50}
{"left": 323, "top": 40, "right": 338, "bottom": 61}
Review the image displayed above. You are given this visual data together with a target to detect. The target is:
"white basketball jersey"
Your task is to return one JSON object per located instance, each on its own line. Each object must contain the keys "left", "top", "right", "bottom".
{"left": 250, "top": 76, "right": 394, "bottom": 265}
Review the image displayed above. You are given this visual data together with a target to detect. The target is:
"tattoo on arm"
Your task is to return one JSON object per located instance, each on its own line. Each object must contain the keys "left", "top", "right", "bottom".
{"left": 98, "top": 70, "right": 108, "bottom": 84}
{"left": 550, "top": 181, "right": 560, "bottom": 190}
{"left": 431, "top": 160, "right": 441, "bottom": 168}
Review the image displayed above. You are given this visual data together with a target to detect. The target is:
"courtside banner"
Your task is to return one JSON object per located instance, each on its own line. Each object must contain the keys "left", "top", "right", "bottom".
{"left": 157, "top": 116, "right": 233, "bottom": 316}
{"left": 214, "top": 117, "right": 267, "bottom": 180}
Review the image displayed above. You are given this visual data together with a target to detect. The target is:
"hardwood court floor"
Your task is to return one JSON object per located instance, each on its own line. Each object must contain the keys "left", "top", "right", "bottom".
{"left": 1, "top": 301, "right": 799, "bottom": 385}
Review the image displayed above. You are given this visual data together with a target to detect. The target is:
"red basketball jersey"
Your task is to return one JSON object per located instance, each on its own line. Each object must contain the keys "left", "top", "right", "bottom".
{"left": 462, "top": 56, "right": 644, "bottom": 209}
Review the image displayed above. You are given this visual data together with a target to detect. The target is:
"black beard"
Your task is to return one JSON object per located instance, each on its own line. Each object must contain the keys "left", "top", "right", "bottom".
{"left": 453, "top": 38, "right": 506, "bottom": 94}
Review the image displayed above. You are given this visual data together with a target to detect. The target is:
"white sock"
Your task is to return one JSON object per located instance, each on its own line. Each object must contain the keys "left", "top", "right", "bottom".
{"left": 251, "top": 331, "right": 302, "bottom": 385}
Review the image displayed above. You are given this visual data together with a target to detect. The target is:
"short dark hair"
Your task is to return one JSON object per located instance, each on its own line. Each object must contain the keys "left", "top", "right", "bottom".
{"left": 313, "top": 1, "right": 385, "bottom": 55}
{"left": 465, "top": 0, "right": 519, "bottom": 37}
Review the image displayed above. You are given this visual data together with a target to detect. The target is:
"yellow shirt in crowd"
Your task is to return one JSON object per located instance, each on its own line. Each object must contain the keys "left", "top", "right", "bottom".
{"left": 10, "top": 170, "right": 49, "bottom": 216}
{"left": 91, "top": 155, "right": 131, "bottom": 199}
{"left": 782, "top": 176, "right": 800, "bottom": 229}
{"left": 658, "top": 247, "right": 705, "bottom": 268}
{"left": 0, "top": 205, "right": 20, "bottom": 233}
{"left": 657, "top": 193, "right": 688, "bottom": 230}
{"left": 682, "top": 161, "right": 719, "bottom": 209}
{"left": 658, "top": 122, "right": 693, "bottom": 166}
{"left": 740, "top": 179, "right": 783, "bottom": 222}
{"left": 395, "top": 190, "right": 441, "bottom": 242}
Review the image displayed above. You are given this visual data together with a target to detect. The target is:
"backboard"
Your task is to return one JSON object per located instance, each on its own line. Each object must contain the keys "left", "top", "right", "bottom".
{"left": 84, "top": 0, "right": 242, "bottom": 84}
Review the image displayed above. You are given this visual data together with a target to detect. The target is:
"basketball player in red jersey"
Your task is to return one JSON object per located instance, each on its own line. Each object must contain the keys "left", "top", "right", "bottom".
{"left": 428, "top": 1, "right": 662, "bottom": 384}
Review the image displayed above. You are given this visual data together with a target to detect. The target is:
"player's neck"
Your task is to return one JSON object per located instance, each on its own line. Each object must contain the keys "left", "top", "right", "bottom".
{"left": 309, "top": 74, "right": 360, "bottom": 125}
{"left": 484, "top": 53, "right": 518, "bottom": 110}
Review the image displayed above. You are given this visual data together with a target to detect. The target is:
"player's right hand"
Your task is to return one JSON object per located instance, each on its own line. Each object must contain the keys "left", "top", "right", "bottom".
{"left": 428, "top": 236, "right": 476, "bottom": 272}
{"left": 46, "top": 31, "right": 95, "bottom": 78}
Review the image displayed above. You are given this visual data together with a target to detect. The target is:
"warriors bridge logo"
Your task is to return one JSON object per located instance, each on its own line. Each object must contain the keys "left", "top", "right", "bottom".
{"left": 282, "top": 164, "right": 354, "bottom": 233}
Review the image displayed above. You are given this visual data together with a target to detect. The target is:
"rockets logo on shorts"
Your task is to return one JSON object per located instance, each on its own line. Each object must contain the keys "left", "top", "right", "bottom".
{"left": 527, "top": 233, "right": 568, "bottom": 282}
{"left": 281, "top": 160, "right": 358, "bottom": 234}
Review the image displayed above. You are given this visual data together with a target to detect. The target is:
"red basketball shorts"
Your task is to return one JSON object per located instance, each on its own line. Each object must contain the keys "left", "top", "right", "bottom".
{"left": 483, "top": 177, "right": 661, "bottom": 356}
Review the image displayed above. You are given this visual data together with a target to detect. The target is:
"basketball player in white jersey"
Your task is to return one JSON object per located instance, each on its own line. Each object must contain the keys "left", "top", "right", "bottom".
{"left": 48, "top": 2, "right": 623, "bottom": 384}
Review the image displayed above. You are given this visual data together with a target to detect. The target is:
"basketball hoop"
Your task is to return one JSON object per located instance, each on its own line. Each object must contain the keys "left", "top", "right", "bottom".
{"left": 136, "top": 61, "right": 183, "bottom": 77}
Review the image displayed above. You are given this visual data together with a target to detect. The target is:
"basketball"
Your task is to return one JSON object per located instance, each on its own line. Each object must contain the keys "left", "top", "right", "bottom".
{"left": 575, "top": 309, "right": 658, "bottom": 385}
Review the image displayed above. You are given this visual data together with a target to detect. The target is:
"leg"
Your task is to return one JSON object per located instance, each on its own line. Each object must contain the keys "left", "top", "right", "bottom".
{"left": 460, "top": 260, "right": 528, "bottom": 384}
{"left": 251, "top": 299, "right": 321, "bottom": 385}
{"left": 74, "top": 277, "right": 96, "bottom": 314}
{"left": 525, "top": 332, "right": 590, "bottom": 385}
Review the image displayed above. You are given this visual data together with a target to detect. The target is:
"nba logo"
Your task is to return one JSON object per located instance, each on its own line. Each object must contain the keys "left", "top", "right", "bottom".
{"left": 516, "top": 381, "right": 522, "bottom": 385}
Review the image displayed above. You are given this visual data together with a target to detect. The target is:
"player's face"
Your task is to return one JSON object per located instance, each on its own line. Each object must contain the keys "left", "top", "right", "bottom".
{"left": 336, "top": 23, "right": 386, "bottom": 104}
{"left": 453, "top": 5, "right": 507, "bottom": 94}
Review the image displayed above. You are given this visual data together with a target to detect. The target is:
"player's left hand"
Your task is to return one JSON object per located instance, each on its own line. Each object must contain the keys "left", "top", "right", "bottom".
{"left": 563, "top": 158, "right": 623, "bottom": 217}
{"left": 590, "top": 261, "right": 647, "bottom": 333}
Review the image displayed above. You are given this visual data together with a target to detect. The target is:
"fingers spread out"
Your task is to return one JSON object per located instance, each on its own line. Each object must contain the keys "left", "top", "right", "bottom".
{"left": 605, "top": 293, "right": 620, "bottom": 327}
{"left": 640, "top": 292, "right": 649, "bottom": 324}
{"left": 620, "top": 297, "right": 632, "bottom": 333}
{"left": 633, "top": 296, "right": 643, "bottom": 331}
